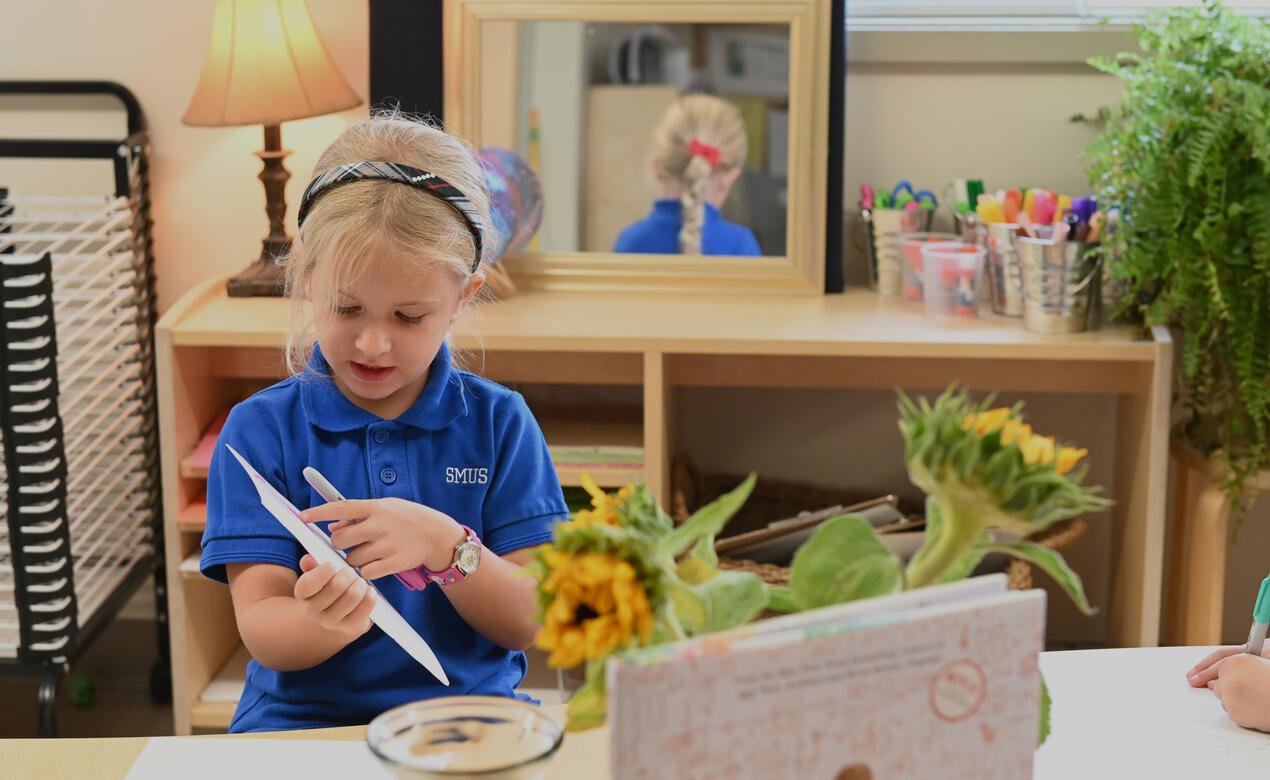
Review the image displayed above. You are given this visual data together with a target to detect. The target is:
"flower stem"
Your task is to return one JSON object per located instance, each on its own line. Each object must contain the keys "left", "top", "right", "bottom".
{"left": 906, "top": 497, "right": 979, "bottom": 589}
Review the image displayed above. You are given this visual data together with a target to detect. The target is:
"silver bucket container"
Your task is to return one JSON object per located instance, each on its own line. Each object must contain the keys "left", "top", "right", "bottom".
{"left": 868, "top": 207, "right": 934, "bottom": 296}
{"left": 985, "top": 222, "right": 1023, "bottom": 316}
{"left": 1017, "top": 238, "right": 1100, "bottom": 334}
{"left": 1087, "top": 247, "right": 1130, "bottom": 328}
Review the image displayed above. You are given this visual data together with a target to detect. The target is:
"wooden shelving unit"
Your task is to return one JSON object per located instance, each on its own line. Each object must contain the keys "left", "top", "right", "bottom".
{"left": 158, "top": 275, "right": 1171, "bottom": 734}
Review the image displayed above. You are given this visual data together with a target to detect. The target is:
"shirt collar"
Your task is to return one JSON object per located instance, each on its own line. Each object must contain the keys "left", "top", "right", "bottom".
{"left": 300, "top": 341, "right": 467, "bottom": 432}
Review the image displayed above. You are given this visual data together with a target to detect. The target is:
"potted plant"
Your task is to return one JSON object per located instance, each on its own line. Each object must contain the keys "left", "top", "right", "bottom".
{"left": 530, "top": 386, "right": 1106, "bottom": 745}
{"left": 1082, "top": 0, "right": 1270, "bottom": 509}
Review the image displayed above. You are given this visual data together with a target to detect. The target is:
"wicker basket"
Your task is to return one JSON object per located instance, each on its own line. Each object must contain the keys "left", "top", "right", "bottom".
{"left": 718, "top": 517, "right": 1089, "bottom": 594}
{"left": 671, "top": 455, "right": 910, "bottom": 537}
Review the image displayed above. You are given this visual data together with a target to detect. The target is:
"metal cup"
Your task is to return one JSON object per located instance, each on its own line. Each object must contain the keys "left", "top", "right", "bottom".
{"left": 1087, "top": 247, "right": 1129, "bottom": 328}
{"left": 1017, "top": 238, "right": 1100, "bottom": 334}
{"left": 985, "top": 222, "right": 1024, "bottom": 317}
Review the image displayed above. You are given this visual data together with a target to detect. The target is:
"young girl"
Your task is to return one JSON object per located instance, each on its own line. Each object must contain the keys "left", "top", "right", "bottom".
{"left": 200, "top": 113, "right": 567, "bottom": 733}
{"left": 1188, "top": 645, "right": 1270, "bottom": 732}
{"left": 613, "top": 93, "right": 761, "bottom": 257}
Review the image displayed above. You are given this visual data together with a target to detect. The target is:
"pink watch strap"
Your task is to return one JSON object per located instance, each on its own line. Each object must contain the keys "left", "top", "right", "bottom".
{"left": 395, "top": 525, "right": 478, "bottom": 590}
{"left": 393, "top": 568, "right": 430, "bottom": 591}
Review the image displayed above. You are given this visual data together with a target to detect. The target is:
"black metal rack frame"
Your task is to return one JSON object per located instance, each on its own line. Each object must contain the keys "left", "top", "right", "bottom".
{"left": 0, "top": 80, "right": 166, "bottom": 737}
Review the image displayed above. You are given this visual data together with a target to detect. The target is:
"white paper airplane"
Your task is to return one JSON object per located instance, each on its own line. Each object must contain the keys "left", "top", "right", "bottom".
{"left": 225, "top": 444, "right": 449, "bottom": 685}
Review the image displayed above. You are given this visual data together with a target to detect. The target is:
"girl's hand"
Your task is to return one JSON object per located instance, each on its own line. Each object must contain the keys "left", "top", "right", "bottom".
{"left": 301, "top": 498, "right": 467, "bottom": 581}
{"left": 1187, "top": 645, "right": 1270, "bottom": 688}
{"left": 294, "top": 554, "right": 376, "bottom": 637}
{"left": 1209, "top": 654, "right": 1270, "bottom": 732}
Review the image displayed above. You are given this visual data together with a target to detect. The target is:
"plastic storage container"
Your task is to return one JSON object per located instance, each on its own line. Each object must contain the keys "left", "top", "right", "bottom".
{"left": 921, "top": 242, "right": 987, "bottom": 318}
{"left": 900, "top": 232, "right": 960, "bottom": 302}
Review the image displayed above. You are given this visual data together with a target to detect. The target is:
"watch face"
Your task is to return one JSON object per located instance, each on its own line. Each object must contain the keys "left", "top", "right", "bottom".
{"left": 456, "top": 542, "right": 481, "bottom": 575}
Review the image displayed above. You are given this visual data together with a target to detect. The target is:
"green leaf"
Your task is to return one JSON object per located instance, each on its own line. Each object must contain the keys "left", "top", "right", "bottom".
{"left": 695, "top": 570, "right": 768, "bottom": 632}
{"left": 904, "top": 495, "right": 947, "bottom": 583}
{"left": 657, "top": 473, "right": 756, "bottom": 560}
{"left": 938, "top": 547, "right": 989, "bottom": 584}
{"left": 666, "top": 579, "right": 708, "bottom": 634}
{"left": 676, "top": 553, "right": 716, "bottom": 586}
{"left": 789, "top": 514, "right": 903, "bottom": 610}
{"left": 565, "top": 659, "right": 608, "bottom": 731}
{"left": 690, "top": 535, "right": 718, "bottom": 568}
{"left": 976, "top": 541, "right": 1094, "bottom": 615}
{"left": 1038, "top": 671, "right": 1052, "bottom": 747}
{"left": 766, "top": 584, "right": 798, "bottom": 613}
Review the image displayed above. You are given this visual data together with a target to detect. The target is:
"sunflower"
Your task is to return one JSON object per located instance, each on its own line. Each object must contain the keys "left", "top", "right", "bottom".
{"left": 963, "top": 408, "right": 1087, "bottom": 474}
{"left": 569, "top": 473, "right": 632, "bottom": 528}
{"left": 535, "top": 549, "right": 654, "bottom": 668}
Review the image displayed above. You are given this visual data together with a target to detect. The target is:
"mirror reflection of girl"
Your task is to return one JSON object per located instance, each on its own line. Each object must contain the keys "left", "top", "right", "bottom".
{"left": 614, "top": 94, "right": 761, "bottom": 256}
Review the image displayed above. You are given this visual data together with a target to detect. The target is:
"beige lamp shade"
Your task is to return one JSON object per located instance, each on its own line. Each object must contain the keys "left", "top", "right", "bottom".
{"left": 183, "top": 0, "right": 362, "bottom": 127}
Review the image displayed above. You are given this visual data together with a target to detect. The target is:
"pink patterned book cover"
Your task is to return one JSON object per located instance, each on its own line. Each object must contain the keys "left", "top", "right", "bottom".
{"left": 607, "top": 578, "right": 1046, "bottom": 779}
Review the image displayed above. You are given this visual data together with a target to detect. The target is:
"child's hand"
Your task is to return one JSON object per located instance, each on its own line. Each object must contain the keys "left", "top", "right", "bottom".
{"left": 294, "top": 554, "right": 376, "bottom": 637}
{"left": 1187, "top": 645, "right": 1270, "bottom": 688}
{"left": 1208, "top": 654, "right": 1270, "bottom": 732}
{"left": 301, "top": 498, "right": 468, "bottom": 581}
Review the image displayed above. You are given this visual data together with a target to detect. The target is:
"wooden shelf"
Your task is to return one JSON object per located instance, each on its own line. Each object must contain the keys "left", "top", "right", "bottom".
{"left": 157, "top": 275, "right": 1172, "bottom": 739}
{"left": 190, "top": 644, "right": 251, "bottom": 730}
{"left": 542, "top": 419, "right": 645, "bottom": 488}
{"left": 160, "top": 279, "right": 1154, "bottom": 362}
{"left": 177, "top": 498, "right": 207, "bottom": 533}
{"left": 181, "top": 409, "right": 228, "bottom": 479}
{"left": 558, "top": 465, "right": 645, "bottom": 488}
{"left": 179, "top": 551, "right": 202, "bottom": 583}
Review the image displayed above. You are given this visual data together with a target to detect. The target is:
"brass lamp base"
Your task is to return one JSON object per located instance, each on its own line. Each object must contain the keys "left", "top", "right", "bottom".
{"left": 226, "top": 239, "right": 290, "bottom": 297}
{"left": 226, "top": 123, "right": 292, "bottom": 298}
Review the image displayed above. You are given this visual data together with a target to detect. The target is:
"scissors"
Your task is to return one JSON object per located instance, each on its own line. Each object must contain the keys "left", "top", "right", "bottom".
{"left": 860, "top": 183, "right": 875, "bottom": 210}
{"left": 890, "top": 180, "right": 938, "bottom": 209}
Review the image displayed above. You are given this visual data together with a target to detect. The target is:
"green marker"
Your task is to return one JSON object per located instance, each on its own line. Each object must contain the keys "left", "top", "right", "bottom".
{"left": 1246, "top": 575, "right": 1270, "bottom": 655}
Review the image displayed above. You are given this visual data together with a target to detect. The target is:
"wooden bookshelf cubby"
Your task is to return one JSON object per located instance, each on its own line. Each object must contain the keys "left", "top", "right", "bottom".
{"left": 158, "top": 275, "right": 1171, "bottom": 734}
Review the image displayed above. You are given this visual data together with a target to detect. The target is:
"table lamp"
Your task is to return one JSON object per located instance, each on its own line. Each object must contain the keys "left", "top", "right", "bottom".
{"left": 183, "top": 0, "right": 362, "bottom": 297}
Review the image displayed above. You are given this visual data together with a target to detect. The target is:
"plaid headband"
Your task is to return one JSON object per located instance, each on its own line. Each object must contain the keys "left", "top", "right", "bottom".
{"left": 297, "top": 161, "right": 484, "bottom": 272}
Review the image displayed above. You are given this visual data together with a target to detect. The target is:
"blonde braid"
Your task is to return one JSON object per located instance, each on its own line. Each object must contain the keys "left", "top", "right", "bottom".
{"left": 678, "top": 155, "right": 714, "bottom": 254}
{"left": 650, "top": 94, "right": 748, "bottom": 255}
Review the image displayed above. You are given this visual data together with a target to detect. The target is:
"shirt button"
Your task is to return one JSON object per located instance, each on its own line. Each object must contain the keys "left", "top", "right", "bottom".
{"left": 373, "top": 430, "right": 389, "bottom": 444}
{"left": 380, "top": 467, "right": 397, "bottom": 485}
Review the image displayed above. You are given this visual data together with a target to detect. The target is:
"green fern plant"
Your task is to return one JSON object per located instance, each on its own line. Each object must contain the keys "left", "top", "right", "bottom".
{"left": 1083, "top": 0, "right": 1270, "bottom": 509}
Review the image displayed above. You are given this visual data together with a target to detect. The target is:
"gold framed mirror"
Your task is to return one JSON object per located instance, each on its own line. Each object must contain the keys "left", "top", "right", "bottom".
{"left": 443, "top": 0, "right": 831, "bottom": 295}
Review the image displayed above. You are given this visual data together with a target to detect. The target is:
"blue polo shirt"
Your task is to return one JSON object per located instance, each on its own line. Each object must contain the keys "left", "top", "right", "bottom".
{"left": 614, "top": 199, "right": 762, "bottom": 256}
{"left": 200, "top": 341, "right": 565, "bottom": 732}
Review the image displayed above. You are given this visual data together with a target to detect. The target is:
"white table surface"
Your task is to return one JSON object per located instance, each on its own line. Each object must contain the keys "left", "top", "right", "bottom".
{"left": 1035, "top": 646, "right": 1270, "bottom": 778}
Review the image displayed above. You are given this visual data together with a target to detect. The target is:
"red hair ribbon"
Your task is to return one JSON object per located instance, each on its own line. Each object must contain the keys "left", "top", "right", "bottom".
{"left": 688, "top": 137, "right": 721, "bottom": 170}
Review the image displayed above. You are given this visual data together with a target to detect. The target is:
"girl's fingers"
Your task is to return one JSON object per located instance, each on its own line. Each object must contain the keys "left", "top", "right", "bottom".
{"left": 300, "top": 499, "right": 374, "bottom": 526}
{"left": 344, "top": 541, "right": 388, "bottom": 570}
{"left": 298, "top": 554, "right": 317, "bottom": 572}
{"left": 325, "top": 578, "right": 370, "bottom": 624}
{"left": 293, "top": 561, "right": 338, "bottom": 600}
{"left": 1189, "top": 653, "right": 1238, "bottom": 688}
{"left": 358, "top": 559, "right": 400, "bottom": 582}
{"left": 347, "top": 586, "right": 377, "bottom": 632}
{"left": 330, "top": 521, "right": 378, "bottom": 551}
{"left": 1188, "top": 646, "right": 1244, "bottom": 684}
{"left": 305, "top": 567, "right": 359, "bottom": 613}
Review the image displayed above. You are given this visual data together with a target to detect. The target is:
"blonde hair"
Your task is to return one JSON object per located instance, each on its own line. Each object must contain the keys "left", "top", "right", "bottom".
{"left": 649, "top": 94, "right": 747, "bottom": 254}
{"left": 282, "top": 110, "right": 493, "bottom": 375}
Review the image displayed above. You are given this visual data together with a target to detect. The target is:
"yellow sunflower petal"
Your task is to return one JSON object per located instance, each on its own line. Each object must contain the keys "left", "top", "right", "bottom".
{"left": 547, "top": 626, "right": 586, "bottom": 668}
{"left": 581, "top": 472, "right": 606, "bottom": 506}
{"left": 974, "top": 408, "right": 1012, "bottom": 436}
{"left": 1055, "top": 447, "right": 1088, "bottom": 475}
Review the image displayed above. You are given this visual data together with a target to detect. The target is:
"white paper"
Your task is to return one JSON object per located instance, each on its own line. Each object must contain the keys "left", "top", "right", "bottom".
{"left": 1035, "top": 646, "right": 1270, "bottom": 779}
{"left": 124, "top": 738, "right": 393, "bottom": 780}
{"left": 225, "top": 445, "right": 449, "bottom": 685}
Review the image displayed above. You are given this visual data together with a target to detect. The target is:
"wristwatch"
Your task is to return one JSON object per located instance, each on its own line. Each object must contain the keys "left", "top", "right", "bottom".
{"left": 397, "top": 525, "right": 482, "bottom": 589}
